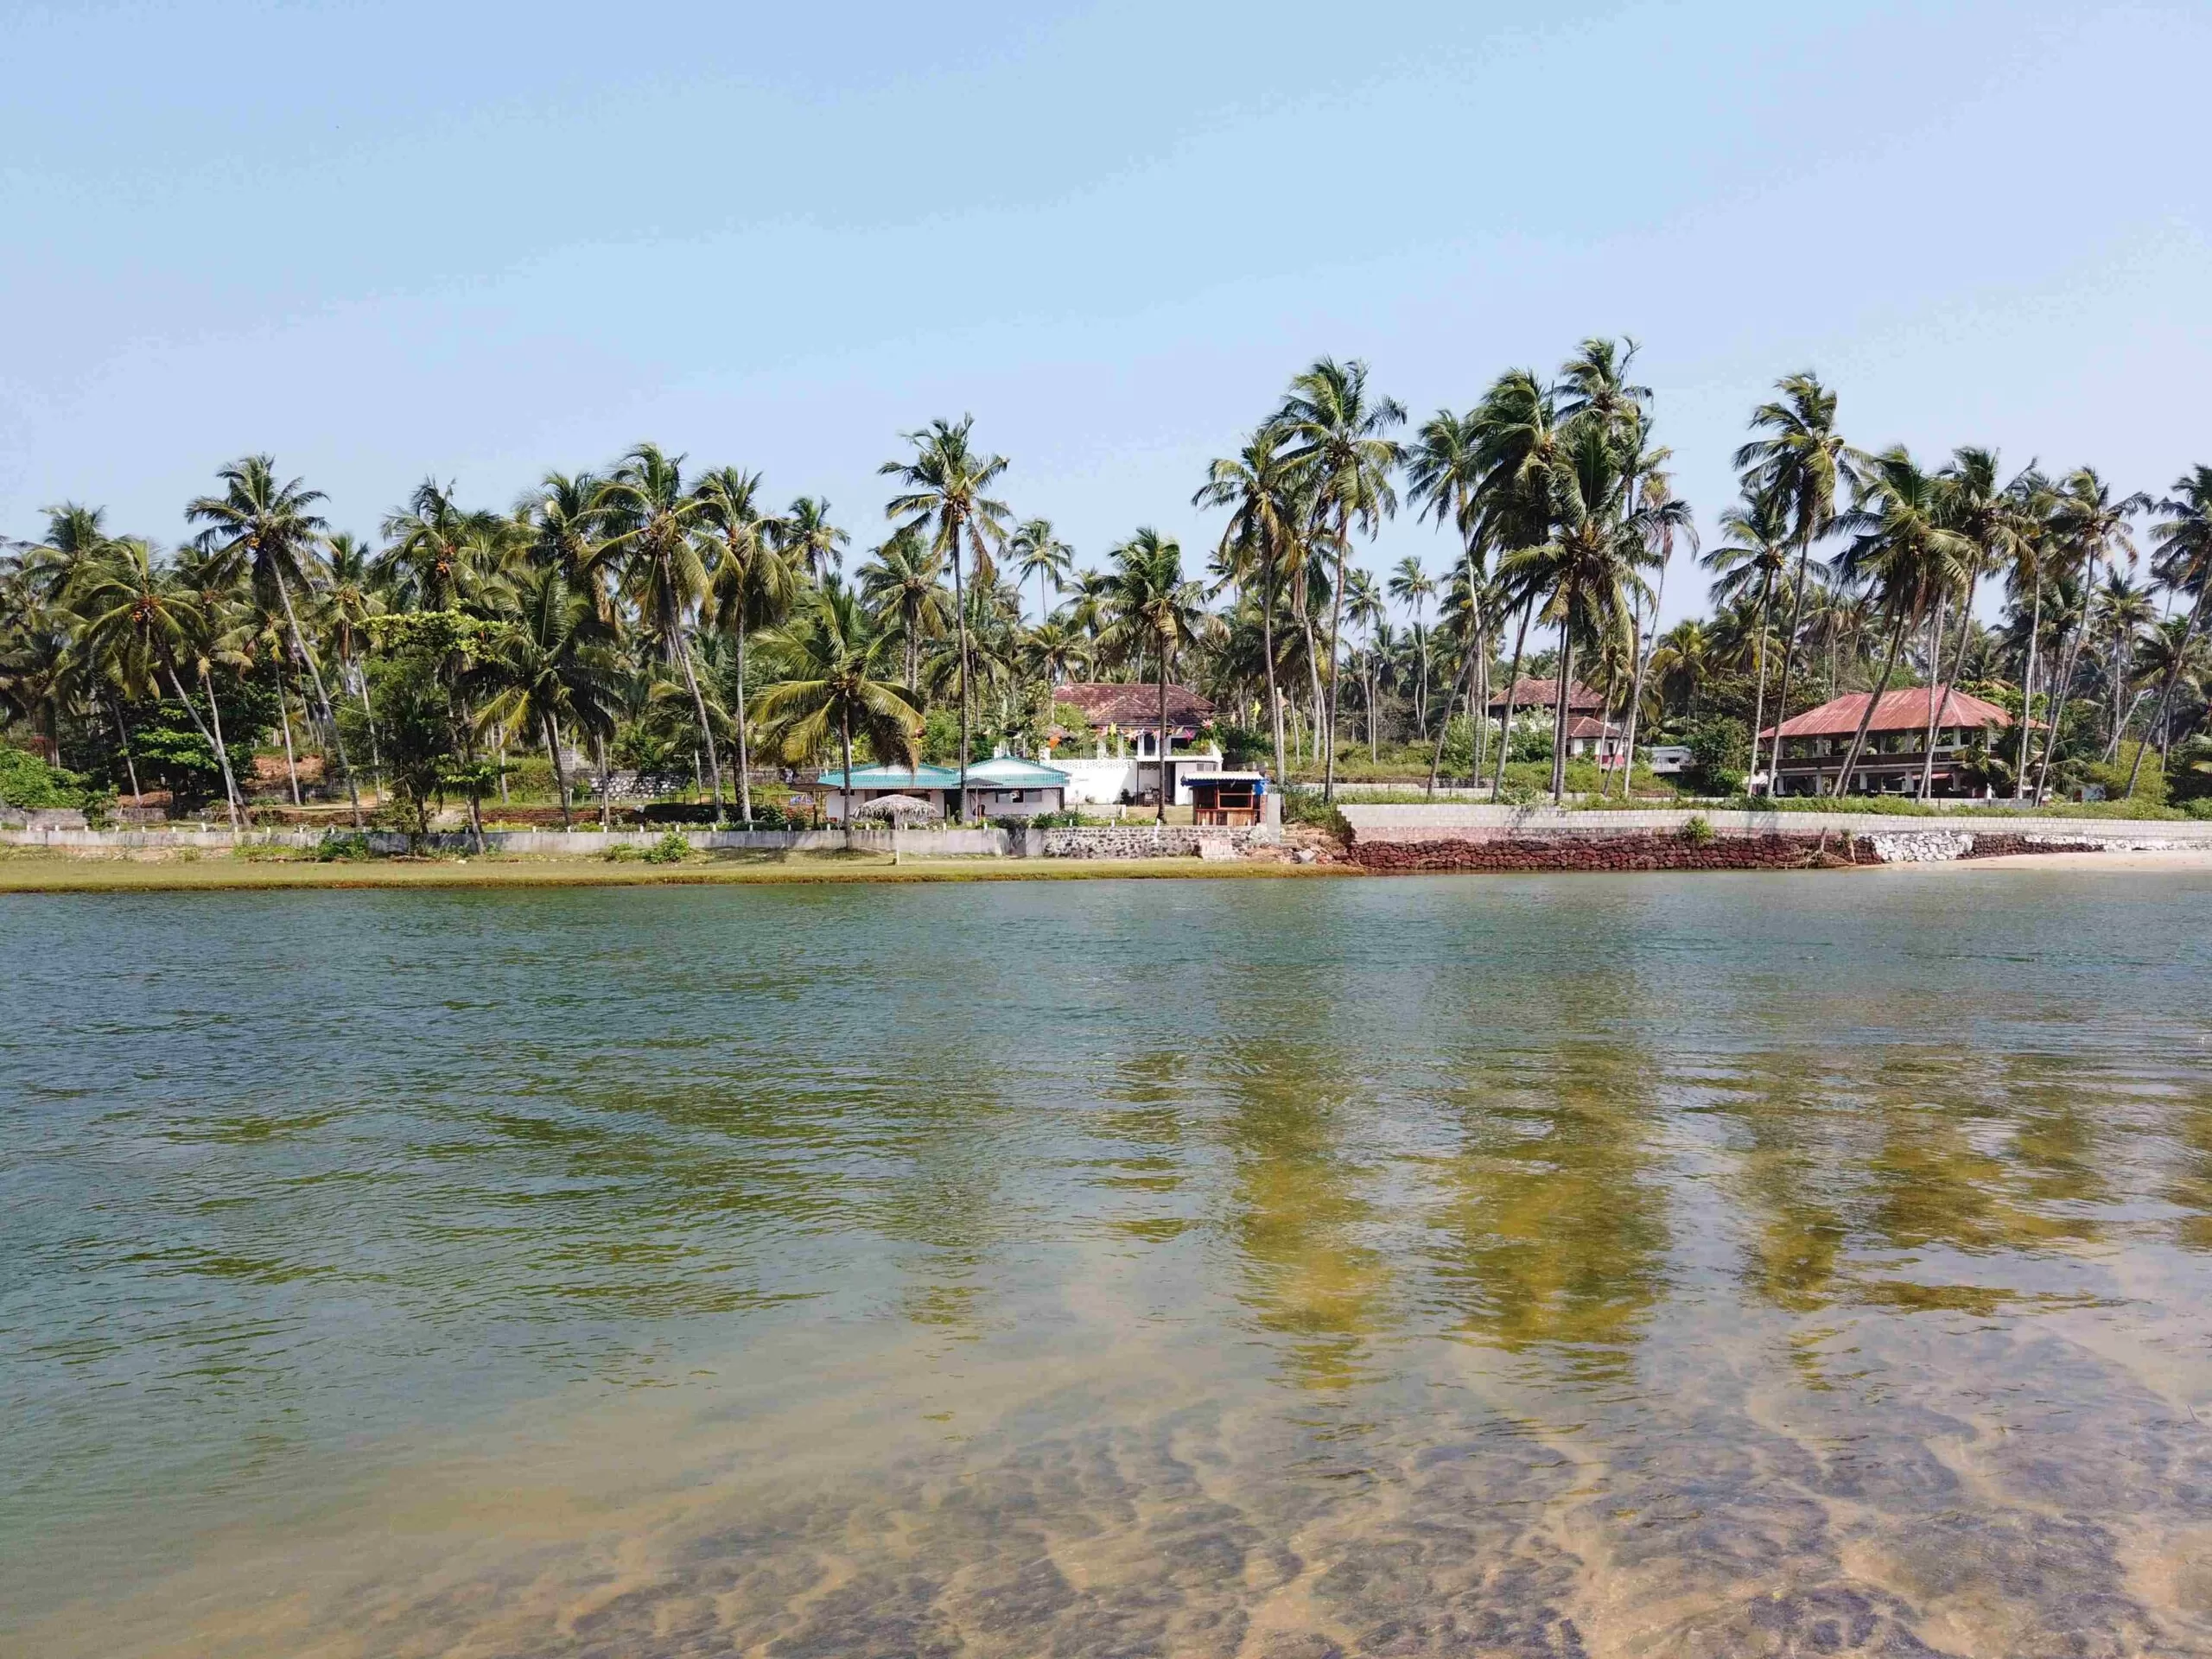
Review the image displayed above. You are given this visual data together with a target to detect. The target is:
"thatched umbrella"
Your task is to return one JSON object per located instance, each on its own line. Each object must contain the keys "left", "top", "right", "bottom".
{"left": 856, "top": 793, "right": 938, "bottom": 823}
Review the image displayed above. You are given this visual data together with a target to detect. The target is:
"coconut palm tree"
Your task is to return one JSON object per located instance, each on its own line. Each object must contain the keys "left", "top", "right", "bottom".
{"left": 1195, "top": 427, "right": 1304, "bottom": 782}
{"left": 378, "top": 480, "right": 514, "bottom": 613}
{"left": 187, "top": 455, "right": 364, "bottom": 826}
{"left": 2126, "top": 465, "right": 2212, "bottom": 798}
{"left": 776, "top": 496, "right": 849, "bottom": 586}
{"left": 1099, "top": 528, "right": 1212, "bottom": 822}
{"left": 1008, "top": 518, "right": 1074, "bottom": 627}
{"left": 1702, "top": 490, "right": 1789, "bottom": 769}
{"left": 2034, "top": 467, "right": 2148, "bottom": 802}
{"left": 754, "top": 582, "right": 921, "bottom": 836}
{"left": 1405, "top": 408, "right": 1494, "bottom": 794}
{"left": 2094, "top": 575, "right": 2158, "bottom": 761}
{"left": 1022, "top": 617, "right": 1089, "bottom": 690}
{"left": 1826, "top": 448, "right": 1974, "bottom": 796}
{"left": 1649, "top": 619, "right": 1714, "bottom": 720}
{"left": 1344, "top": 567, "right": 1387, "bottom": 755}
{"left": 517, "top": 471, "right": 617, "bottom": 615}
{"left": 1613, "top": 467, "right": 1696, "bottom": 798}
{"left": 856, "top": 524, "right": 951, "bottom": 694}
{"left": 1274, "top": 359, "right": 1404, "bottom": 800}
{"left": 880, "top": 417, "right": 1011, "bottom": 821}
{"left": 2132, "top": 615, "right": 2210, "bottom": 769}
{"left": 71, "top": 538, "right": 245, "bottom": 828}
{"left": 1499, "top": 422, "right": 1651, "bottom": 802}
{"left": 695, "top": 467, "right": 798, "bottom": 823}
{"left": 467, "top": 566, "right": 621, "bottom": 828}
{"left": 1733, "top": 374, "right": 1866, "bottom": 792}
{"left": 1918, "top": 447, "right": 2025, "bottom": 797}
{"left": 595, "top": 444, "right": 724, "bottom": 817}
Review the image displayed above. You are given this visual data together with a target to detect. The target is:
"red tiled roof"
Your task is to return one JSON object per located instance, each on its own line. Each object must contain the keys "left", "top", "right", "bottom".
{"left": 1564, "top": 716, "right": 1621, "bottom": 741}
{"left": 1761, "top": 684, "right": 2016, "bottom": 741}
{"left": 1052, "top": 681, "right": 1216, "bottom": 730}
{"left": 1485, "top": 678, "right": 1602, "bottom": 712}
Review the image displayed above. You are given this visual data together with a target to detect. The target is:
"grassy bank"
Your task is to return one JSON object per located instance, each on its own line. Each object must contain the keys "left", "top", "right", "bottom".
{"left": 0, "top": 849, "right": 1354, "bottom": 894}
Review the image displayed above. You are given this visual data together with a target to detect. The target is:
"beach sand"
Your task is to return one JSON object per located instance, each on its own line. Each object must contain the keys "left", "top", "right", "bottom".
{"left": 1924, "top": 847, "right": 2212, "bottom": 873}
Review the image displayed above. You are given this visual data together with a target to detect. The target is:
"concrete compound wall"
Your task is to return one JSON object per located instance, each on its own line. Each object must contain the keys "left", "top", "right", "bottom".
{"left": 0, "top": 822, "right": 1286, "bottom": 861}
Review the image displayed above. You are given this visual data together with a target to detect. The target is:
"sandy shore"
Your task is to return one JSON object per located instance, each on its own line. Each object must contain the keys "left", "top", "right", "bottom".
{"left": 1916, "top": 848, "right": 2212, "bottom": 873}
{"left": 0, "top": 851, "right": 1352, "bottom": 894}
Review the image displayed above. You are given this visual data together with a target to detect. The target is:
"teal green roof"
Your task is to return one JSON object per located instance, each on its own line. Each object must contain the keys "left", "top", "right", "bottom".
{"left": 964, "top": 756, "right": 1071, "bottom": 787}
{"left": 816, "top": 764, "right": 963, "bottom": 790}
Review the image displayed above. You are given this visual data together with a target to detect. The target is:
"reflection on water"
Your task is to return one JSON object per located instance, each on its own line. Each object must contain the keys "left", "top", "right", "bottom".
{"left": 6, "top": 871, "right": 2212, "bottom": 1655}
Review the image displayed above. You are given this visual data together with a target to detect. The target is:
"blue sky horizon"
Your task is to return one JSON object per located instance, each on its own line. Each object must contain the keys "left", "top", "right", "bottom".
{"left": 5, "top": 0, "right": 2208, "bottom": 628}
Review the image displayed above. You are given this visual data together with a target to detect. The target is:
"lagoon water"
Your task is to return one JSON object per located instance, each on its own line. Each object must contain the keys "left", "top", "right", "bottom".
{"left": 6, "top": 870, "right": 2212, "bottom": 1656}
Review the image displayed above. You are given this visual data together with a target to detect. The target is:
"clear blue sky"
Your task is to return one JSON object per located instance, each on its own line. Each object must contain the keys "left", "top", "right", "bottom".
{"left": 5, "top": 0, "right": 2208, "bottom": 626}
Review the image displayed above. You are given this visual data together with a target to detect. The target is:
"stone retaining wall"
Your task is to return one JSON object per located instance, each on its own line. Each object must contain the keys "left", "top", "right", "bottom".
{"left": 1351, "top": 832, "right": 1865, "bottom": 874}
{"left": 1039, "top": 825, "right": 1280, "bottom": 859}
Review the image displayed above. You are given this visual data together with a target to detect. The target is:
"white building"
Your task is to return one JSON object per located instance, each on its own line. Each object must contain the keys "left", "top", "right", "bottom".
{"left": 1046, "top": 681, "right": 1228, "bottom": 806}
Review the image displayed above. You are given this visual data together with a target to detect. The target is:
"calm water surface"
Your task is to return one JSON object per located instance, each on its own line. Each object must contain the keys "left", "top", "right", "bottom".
{"left": 6, "top": 870, "right": 2212, "bottom": 1656}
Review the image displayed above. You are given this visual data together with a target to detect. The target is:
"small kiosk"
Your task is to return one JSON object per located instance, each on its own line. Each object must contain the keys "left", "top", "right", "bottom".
{"left": 1187, "top": 772, "right": 1268, "bottom": 827}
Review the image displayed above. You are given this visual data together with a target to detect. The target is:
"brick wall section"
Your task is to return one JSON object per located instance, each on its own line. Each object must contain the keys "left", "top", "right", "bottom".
{"left": 1961, "top": 836, "right": 2104, "bottom": 860}
{"left": 1351, "top": 832, "right": 1866, "bottom": 873}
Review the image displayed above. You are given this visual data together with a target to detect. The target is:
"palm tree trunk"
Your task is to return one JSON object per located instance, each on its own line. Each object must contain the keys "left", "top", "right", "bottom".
{"left": 1157, "top": 651, "right": 1172, "bottom": 824}
{"left": 1427, "top": 639, "right": 1477, "bottom": 797}
{"left": 1917, "top": 594, "right": 1948, "bottom": 798}
{"left": 275, "top": 659, "right": 302, "bottom": 806}
{"left": 839, "top": 714, "right": 855, "bottom": 851}
{"left": 1762, "top": 537, "right": 1817, "bottom": 794}
{"left": 1300, "top": 603, "right": 1324, "bottom": 774}
{"left": 543, "top": 712, "right": 571, "bottom": 829}
{"left": 1922, "top": 577, "right": 1977, "bottom": 797}
{"left": 1549, "top": 620, "right": 1574, "bottom": 804}
{"left": 595, "top": 733, "right": 613, "bottom": 831}
{"left": 1618, "top": 559, "right": 1669, "bottom": 802}
{"left": 354, "top": 658, "right": 382, "bottom": 791}
{"left": 2015, "top": 575, "right": 2043, "bottom": 797}
{"left": 1491, "top": 601, "right": 1534, "bottom": 804}
{"left": 172, "top": 662, "right": 241, "bottom": 832}
{"left": 2034, "top": 583, "right": 2100, "bottom": 804}
{"left": 734, "top": 618, "right": 753, "bottom": 824}
{"left": 672, "top": 623, "right": 724, "bottom": 823}
{"left": 1323, "top": 515, "right": 1349, "bottom": 803}
{"left": 2125, "top": 581, "right": 2212, "bottom": 798}
{"left": 107, "top": 691, "right": 143, "bottom": 801}
{"left": 1262, "top": 552, "right": 1286, "bottom": 783}
{"left": 1832, "top": 613, "right": 1909, "bottom": 797}
{"left": 275, "top": 576, "right": 362, "bottom": 829}
{"left": 951, "top": 518, "right": 971, "bottom": 823}
{"left": 1745, "top": 566, "right": 1778, "bottom": 794}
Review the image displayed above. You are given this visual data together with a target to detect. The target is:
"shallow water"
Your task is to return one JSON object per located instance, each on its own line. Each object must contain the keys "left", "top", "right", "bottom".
{"left": 5, "top": 869, "right": 2212, "bottom": 1656}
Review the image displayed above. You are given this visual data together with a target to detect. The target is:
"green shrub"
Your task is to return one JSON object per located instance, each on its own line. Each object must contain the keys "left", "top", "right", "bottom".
{"left": 1280, "top": 786, "right": 1350, "bottom": 840}
{"left": 315, "top": 832, "right": 375, "bottom": 862}
{"left": 1680, "top": 814, "right": 1714, "bottom": 846}
{"left": 640, "top": 801, "right": 719, "bottom": 825}
{"left": 1684, "top": 715, "right": 1751, "bottom": 798}
{"left": 2070, "top": 741, "right": 2167, "bottom": 808}
{"left": 0, "top": 745, "right": 92, "bottom": 809}
{"left": 644, "top": 830, "right": 692, "bottom": 864}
